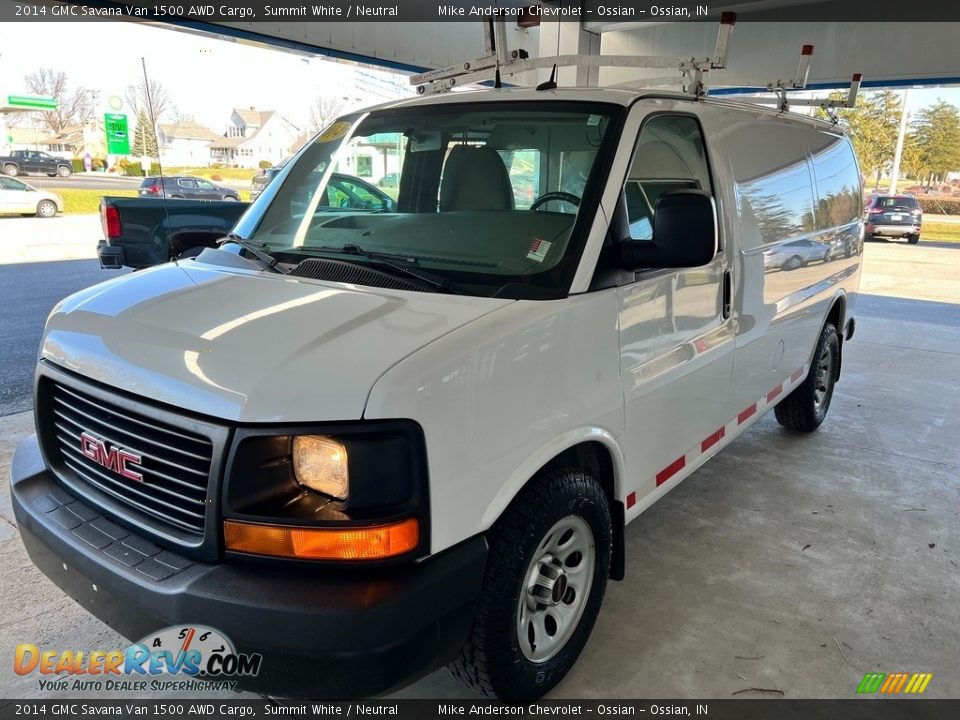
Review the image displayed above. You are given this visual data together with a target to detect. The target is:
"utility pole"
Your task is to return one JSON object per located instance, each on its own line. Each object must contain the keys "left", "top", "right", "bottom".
{"left": 889, "top": 88, "right": 910, "bottom": 194}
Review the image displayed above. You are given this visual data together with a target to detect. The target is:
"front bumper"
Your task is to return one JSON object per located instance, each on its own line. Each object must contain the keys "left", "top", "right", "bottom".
{"left": 11, "top": 434, "right": 486, "bottom": 698}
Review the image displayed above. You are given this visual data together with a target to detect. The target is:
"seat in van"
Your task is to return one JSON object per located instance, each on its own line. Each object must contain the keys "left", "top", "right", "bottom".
{"left": 440, "top": 145, "right": 514, "bottom": 211}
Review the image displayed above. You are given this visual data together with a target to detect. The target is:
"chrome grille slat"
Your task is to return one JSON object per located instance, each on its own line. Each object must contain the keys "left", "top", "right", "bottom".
{"left": 60, "top": 455, "right": 205, "bottom": 525}
{"left": 55, "top": 425, "right": 207, "bottom": 504}
{"left": 53, "top": 411, "right": 208, "bottom": 480}
{"left": 46, "top": 380, "right": 215, "bottom": 536}
{"left": 55, "top": 385, "right": 211, "bottom": 452}
{"left": 53, "top": 396, "right": 210, "bottom": 465}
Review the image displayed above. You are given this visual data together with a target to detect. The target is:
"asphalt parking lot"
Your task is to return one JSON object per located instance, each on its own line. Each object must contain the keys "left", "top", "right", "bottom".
{"left": 0, "top": 241, "right": 957, "bottom": 699}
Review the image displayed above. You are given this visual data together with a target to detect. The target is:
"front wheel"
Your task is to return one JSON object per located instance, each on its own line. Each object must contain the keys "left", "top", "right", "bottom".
{"left": 450, "top": 467, "right": 612, "bottom": 700}
{"left": 2, "top": 164, "right": 17, "bottom": 176}
{"left": 36, "top": 200, "right": 57, "bottom": 218}
{"left": 775, "top": 323, "right": 839, "bottom": 432}
{"left": 57, "top": 165, "right": 72, "bottom": 177}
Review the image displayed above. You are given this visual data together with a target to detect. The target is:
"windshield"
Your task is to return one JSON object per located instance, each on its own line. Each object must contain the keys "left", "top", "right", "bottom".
{"left": 236, "top": 101, "right": 621, "bottom": 297}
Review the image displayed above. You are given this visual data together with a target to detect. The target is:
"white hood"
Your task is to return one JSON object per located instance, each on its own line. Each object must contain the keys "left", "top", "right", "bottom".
{"left": 41, "top": 262, "right": 512, "bottom": 423}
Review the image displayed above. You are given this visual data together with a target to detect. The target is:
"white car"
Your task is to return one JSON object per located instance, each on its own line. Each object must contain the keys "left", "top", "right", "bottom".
{"left": 11, "top": 87, "right": 862, "bottom": 700}
{"left": 0, "top": 176, "right": 63, "bottom": 218}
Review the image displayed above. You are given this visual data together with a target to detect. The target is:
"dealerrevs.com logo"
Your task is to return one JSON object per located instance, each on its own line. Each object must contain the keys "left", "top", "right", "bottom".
{"left": 14, "top": 625, "right": 262, "bottom": 692}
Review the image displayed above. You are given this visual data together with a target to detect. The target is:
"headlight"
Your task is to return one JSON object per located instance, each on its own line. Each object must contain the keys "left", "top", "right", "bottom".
{"left": 223, "top": 421, "right": 429, "bottom": 562}
{"left": 292, "top": 435, "right": 349, "bottom": 500}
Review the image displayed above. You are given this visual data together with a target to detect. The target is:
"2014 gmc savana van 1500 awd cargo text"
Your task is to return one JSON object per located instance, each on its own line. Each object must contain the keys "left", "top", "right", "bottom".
{"left": 11, "top": 88, "right": 862, "bottom": 699}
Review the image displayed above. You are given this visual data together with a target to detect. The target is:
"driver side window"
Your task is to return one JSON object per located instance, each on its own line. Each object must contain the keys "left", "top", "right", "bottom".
{"left": 626, "top": 115, "right": 712, "bottom": 241}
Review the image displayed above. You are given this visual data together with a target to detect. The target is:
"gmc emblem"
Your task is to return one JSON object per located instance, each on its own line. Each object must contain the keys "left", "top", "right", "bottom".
{"left": 80, "top": 431, "right": 143, "bottom": 482}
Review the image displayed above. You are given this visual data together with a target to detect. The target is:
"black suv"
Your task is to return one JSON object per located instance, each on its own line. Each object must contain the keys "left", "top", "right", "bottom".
{"left": 138, "top": 175, "right": 240, "bottom": 201}
{"left": 865, "top": 194, "right": 922, "bottom": 244}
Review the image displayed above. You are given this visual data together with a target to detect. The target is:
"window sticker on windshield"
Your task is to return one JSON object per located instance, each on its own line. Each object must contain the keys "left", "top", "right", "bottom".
{"left": 527, "top": 238, "right": 552, "bottom": 262}
{"left": 317, "top": 121, "right": 351, "bottom": 143}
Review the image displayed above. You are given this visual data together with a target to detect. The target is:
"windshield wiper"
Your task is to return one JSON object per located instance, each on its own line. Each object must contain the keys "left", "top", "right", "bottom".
{"left": 301, "top": 243, "right": 462, "bottom": 294}
{"left": 217, "top": 233, "right": 289, "bottom": 274}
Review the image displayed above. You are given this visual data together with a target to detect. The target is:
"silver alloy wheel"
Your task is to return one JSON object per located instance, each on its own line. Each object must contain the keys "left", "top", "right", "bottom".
{"left": 57, "top": 165, "right": 70, "bottom": 177}
{"left": 814, "top": 343, "right": 834, "bottom": 409}
{"left": 517, "top": 515, "right": 595, "bottom": 663}
{"left": 37, "top": 200, "right": 56, "bottom": 218}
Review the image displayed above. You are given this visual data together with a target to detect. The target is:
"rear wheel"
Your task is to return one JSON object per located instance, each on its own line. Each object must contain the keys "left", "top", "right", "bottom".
{"left": 36, "top": 200, "right": 57, "bottom": 218}
{"left": 2, "top": 164, "right": 17, "bottom": 176}
{"left": 775, "top": 323, "right": 839, "bottom": 433}
{"left": 450, "top": 467, "right": 612, "bottom": 700}
{"left": 907, "top": 233, "right": 920, "bottom": 245}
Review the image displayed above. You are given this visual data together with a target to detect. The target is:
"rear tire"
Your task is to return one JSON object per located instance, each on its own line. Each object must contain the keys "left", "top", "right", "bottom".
{"left": 2, "top": 164, "right": 17, "bottom": 176}
{"left": 907, "top": 233, "right": 920, "bottom": 244}
{"left": 775, "top": 323, "right": 839, "bottom": 433}
{"left": 36, "top": 200, "right": 57, "bottom": 218}
{"left": 450, "top": 467, "right": 612, "bottom": 700}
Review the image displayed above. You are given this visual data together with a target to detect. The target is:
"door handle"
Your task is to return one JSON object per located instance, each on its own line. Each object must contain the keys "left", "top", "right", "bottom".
{"left": 722, "top": 268, "right": 733, "bottom": 320}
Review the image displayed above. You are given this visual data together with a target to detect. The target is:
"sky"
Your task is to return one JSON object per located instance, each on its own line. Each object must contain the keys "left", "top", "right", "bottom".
{"left": 0, "top": 21, "right": 414, "bottom": 133}
{"left": 1, "top": 20, "right": 959, "bottom": 134}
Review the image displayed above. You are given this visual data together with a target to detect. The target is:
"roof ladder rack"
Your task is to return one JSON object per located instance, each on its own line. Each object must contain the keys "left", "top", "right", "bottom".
{"left": 410, "top": 12, "right": 737, "bottom": 98}
{"left": 742, "top": 45, "right": 863, "bottom": 112}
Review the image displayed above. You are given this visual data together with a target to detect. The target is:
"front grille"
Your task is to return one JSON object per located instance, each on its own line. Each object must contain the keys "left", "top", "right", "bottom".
{"left": 47, "top": 381, "right": 213, "bottom": 535}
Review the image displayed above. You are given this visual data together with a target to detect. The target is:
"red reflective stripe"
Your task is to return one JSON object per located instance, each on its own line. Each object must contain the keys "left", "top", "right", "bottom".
{"left": 701, "top": 427, "right": 725, "bottom": 453}
{"left": 656, "top": 456, "right": 686, "bottom": 487}
{"left": 738, "top": 404, "right": 757, "bottom": 424}
{"left": 791, "top": 367, "right": 805, "bottom": 383}
{"left": 766, "top": 384, "right": 783, "bottom": 402}
{"left": 626, "top": 491, "right": 637, "bottom": 509}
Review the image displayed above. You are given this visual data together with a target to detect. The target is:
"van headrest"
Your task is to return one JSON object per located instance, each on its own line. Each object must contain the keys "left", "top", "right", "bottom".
{"left": 440, "top": 146, "right": 514, "bottom": 211}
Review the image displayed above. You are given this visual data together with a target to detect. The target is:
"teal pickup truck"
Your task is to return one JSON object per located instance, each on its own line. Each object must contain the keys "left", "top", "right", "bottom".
{"left": 97, "top": 172, "right": 398, "bottom": 269}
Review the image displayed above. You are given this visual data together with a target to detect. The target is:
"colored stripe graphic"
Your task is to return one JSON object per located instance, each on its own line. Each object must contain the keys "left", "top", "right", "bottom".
{"left": 624, "top": 365, "right": 807, "bottom": 509}
{"left": 656, "top": 456, "right": 686, "bottom": 486}
{"left": 857, "top": 673, "right": 885, "bottom": 693}
{"left": 701, "top": 427, "right": 725, "bottom": 453}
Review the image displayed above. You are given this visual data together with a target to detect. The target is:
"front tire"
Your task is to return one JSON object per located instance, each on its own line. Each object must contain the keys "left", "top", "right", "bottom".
{"left": 57, "top": 165, "right": 72, "bottom": 177}
{"left": 775, "top": 323, "right": 839, "bottom": 432}
{"left": 450, "top": 467, "right": 612, "bottom": 700}
{"left": 2, "top": 164, "right": 17, "bottom": 176}
{"left": 36, "top": 200, "right": 57, "bottom": 218}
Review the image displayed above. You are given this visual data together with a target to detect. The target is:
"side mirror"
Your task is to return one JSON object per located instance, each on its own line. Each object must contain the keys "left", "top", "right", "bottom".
{"left": 620, "top": 189, "right": 718, "bottom": 269}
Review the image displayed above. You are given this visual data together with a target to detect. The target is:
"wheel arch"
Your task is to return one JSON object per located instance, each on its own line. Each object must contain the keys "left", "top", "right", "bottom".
{"left": 479, "top": 430, "right": 628, "bottom": 581}
{"left": 825, "top": 291, "right": 846, "bottom": 380}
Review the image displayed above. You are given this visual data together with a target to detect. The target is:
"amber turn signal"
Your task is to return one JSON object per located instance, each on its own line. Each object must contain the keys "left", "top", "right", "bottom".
{"left": 223, "top": 518, "right": 420, "bottom": 560}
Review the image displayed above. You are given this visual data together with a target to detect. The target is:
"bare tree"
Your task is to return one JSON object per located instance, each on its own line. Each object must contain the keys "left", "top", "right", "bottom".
{"left": 125, "top": 76, "right": 171, "bottom": 128}
{"left": 23, "top": 68, "right": 92, "bottom": 134}
{"left": 170, "top": 105, "right": 195, "bottom": 125}
{"left": 308, "top": 95, "right": 346, "bottom": 133}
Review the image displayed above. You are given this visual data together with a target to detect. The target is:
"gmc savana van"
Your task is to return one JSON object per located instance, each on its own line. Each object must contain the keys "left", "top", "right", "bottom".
{"left": 12, "top": 88, "right": 862, "bottom": 699}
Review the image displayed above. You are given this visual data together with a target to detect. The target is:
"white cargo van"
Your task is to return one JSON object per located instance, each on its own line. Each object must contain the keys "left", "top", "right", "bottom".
{"left": 12, "top": 88, "right": 862, "bottom": 700}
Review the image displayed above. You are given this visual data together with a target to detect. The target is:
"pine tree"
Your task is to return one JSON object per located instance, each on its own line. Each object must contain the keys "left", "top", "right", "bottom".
{"left": 911, "top": 100, "right": 960, "bottom": 185}
{"left": 131, "top": 110, "right": 158, "bottom": 159}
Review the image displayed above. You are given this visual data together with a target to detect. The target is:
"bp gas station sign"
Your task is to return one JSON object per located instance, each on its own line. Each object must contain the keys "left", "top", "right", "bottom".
{"left": 104, "top": 113, "right": 130, "bottom": 154}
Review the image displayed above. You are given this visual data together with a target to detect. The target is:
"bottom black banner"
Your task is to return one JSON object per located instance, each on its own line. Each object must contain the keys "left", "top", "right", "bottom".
{"left": 0, "top": 699, "right": 956, "bottom": 720}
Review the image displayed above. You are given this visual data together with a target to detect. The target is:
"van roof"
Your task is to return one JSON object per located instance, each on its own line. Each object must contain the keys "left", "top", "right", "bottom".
{"left": 364, "top": 87, "right": 844, "bottom": 131}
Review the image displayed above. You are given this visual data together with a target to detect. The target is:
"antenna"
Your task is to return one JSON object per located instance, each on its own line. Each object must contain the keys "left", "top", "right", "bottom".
{"left": 141, "top": 57, "right": 173, "bottom": 260}
{"left": 536, "top": 64, "right": 558, "bottom": 92}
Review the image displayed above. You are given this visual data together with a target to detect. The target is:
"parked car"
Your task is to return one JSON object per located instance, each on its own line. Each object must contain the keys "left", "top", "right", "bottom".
{"left": 377, "top": 171, "right": 399, "bottom": 188}
{"left": 763, "top": 237, "right": 831, "bottom": 272}
{"left": 100, "top": 173, "right": 397, "bottom": 268}
{"left": 864, "top": 193, "right": 922, "bottom": 244}
{"left": 138, "top": 175, "right": 241, "bottom": 201}
{"left": 15, "top": 89, "right": 861, "bottom": 700}
{"left": 0, "top": 150, "right": 73, "bottom": 178}
{"left": 0, "top": 176, "right": 63, "bottom": 217}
